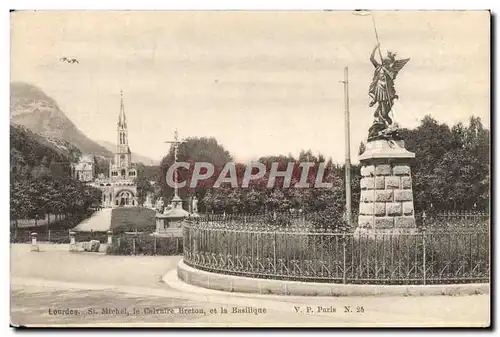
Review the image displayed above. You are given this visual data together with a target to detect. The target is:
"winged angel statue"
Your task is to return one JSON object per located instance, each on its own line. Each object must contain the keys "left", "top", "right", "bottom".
{"left": 367, "top": 43, "right": 410, "bottom": 140}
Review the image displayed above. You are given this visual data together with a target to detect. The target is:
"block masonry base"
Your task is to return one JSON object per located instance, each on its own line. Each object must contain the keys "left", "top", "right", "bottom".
{"left": 357, "top": 139, "right": 417, "bottom": 234}
{"left": 353, "top": 227, "right": 419, "bottom": 240}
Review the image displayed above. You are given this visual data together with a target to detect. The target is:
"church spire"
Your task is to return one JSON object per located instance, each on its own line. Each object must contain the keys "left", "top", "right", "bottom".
{"left": 116, "top": 90, "right": 129, "bottom": 156}
{"left": 118, "top": 90, "right": 127, "bottom": 128}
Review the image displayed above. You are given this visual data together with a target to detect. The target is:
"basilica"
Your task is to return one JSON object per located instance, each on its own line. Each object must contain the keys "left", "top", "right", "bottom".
{"left": 77, "top": 92, "right": 138, "bottom": 208}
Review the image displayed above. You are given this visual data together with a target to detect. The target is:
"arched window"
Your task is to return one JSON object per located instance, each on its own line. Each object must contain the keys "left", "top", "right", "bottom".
{"left": 121, "top": 169, "right": 126, "bottom": 176}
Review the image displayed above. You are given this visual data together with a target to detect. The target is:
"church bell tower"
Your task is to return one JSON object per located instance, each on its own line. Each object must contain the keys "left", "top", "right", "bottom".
{"left": 115, "top": 90, "right": 132, "bottom": 169}
{"left": 109, "top": 90, "right": 136, "bottom": 180}
{"left": 98, "top": 90, "right": 138, "bottom": 208}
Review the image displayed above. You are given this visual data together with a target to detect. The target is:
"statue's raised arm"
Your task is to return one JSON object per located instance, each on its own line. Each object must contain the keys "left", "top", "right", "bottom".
{"left": 370, "top": 43, "right": 380, "bottom": 68}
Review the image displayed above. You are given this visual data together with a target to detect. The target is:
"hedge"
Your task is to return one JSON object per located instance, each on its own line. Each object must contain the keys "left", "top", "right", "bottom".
{"left": 106, "top": 234, "right": 183, "bottom": 256}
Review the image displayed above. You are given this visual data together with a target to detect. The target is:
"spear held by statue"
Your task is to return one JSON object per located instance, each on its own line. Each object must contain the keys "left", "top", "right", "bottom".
{"left": 355, "top": 11, "right": 410, "bottom": 140}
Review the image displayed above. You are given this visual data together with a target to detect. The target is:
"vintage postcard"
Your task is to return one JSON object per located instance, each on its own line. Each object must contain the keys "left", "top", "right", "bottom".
{"left": 10, "top": 10, "right": 490, "bottom": 328}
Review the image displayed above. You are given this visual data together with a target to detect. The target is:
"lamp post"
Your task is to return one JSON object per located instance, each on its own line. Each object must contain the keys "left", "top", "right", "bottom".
{"left": 341, "top": 66, "right": 352, "bottom": 228}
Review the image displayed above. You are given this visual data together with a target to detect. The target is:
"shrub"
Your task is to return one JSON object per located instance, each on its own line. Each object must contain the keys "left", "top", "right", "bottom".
{"left": 106, "top": 234, "right": 183, "bottom": 256}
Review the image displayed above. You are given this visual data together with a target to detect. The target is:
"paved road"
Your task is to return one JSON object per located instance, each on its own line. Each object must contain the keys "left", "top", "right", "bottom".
{"left": 72, "top": 209, "right": 112, "bottom": 232}
{"left": 10, "top": 244, "right": 490, "bottom": 327}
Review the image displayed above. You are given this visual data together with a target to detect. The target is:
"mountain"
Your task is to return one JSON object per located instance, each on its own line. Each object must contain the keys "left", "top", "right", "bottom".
{"left": 10, "top": 82, "right": 113, "bottom": 158}
{"left": 96, "top": 140, "right": 159, "bottom": 165}
{"left": 10, "top": 124, "right": 76, "bottom": 179}
{"left": 11, "top": 123, "right": 82, "bottom": 160}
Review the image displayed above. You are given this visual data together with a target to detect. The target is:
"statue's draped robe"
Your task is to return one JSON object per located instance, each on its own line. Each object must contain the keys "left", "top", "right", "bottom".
{"left": 369, "top": 57, "right": 410, "bottom": 126}
{"left": 369, "top": 63, "right": 397, "bottom": 125}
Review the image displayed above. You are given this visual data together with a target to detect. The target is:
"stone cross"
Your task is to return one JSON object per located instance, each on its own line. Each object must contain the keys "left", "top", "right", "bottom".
{"left": 165, "top": 129, "right": 186, "bottom": 199}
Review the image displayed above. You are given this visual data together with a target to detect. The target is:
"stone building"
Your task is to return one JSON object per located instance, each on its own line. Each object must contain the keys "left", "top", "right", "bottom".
{"left": 89, "top": 92, "right": 138, "bottom": 208}
{"left": 71, "top": 154, "right": 95, "bottom": 182}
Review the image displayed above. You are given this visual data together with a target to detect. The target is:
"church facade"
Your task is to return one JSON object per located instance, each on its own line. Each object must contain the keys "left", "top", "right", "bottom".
{"left": 90, "top": 92, "right": 138, "bottom": 208}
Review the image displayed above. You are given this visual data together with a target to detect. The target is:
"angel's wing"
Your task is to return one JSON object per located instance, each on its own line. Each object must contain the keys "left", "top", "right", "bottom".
{"left": 391, "top": 58, "right": 410, "bottom": 77}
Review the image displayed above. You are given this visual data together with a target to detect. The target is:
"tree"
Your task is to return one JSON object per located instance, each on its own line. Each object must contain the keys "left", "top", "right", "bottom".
{"left": 243, "top": 189, "right": 265, "bottom": 213}
{"left": 158, "top": 137, "right": 233, "bottom": 209}
{"left": 399, "top": 115, "right": 490, "bottom": 212}
{"left": 94, "top": 157, "right": 109, "bottom": 176}
{"left": 266, "top": 189, "right": 290, "bottom": 212}
{"left": 136, "top": 163, "right": 158, "bottom": 205}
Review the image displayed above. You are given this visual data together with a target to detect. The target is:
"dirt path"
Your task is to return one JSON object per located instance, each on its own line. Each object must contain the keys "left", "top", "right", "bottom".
{"left": 72, "top": 208, "right": 112, "bottom": 232}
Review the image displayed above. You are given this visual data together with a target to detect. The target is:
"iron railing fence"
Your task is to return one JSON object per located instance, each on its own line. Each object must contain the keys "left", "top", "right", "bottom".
{"left": 191, "top": 212, "right": 348, "bottom": 232}
{"left": 190, "top": 210, "right": 489, "bottom": 232}
{"left": 183, "top": 212, "right": 489, "bottom": 285}
{"left": 415, "top": 211, "right": 489, "bottom": 228}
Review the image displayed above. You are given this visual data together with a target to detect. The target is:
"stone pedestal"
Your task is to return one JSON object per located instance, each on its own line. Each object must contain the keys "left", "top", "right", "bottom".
{"left": 155, "top": 195, "right": 197, "bottom": 236}
{"left": 30, "top": 232, "right": 39, "bottom": 252}
{"left": 69, "top": 231, "right": 77, "bottom": 252}
{"left": 355, "top": 140, "right": 416, "bottom": 236}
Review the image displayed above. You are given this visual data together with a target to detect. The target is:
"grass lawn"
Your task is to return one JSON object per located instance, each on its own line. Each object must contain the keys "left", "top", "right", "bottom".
{"left": 110, "top": 207, "right": 156, "bottom": 232}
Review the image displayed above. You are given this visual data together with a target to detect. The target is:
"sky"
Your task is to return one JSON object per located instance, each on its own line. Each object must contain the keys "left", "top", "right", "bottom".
{"left": 10, "top": 11, "right": 490, "bottom": 163}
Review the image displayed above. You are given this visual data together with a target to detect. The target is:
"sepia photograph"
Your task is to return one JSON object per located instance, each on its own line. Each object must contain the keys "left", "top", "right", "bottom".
{"left": 9, "top": 9, "right": 491, "bottom": 328}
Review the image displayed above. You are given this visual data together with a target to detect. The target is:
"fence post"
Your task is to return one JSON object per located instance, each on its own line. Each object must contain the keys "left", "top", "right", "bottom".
{"left": 273, "top": 230, "right": 277, "bottom": 274}
{"left": 176, "top": 237, "right": 180, "bottom": 253}
{"left": 342, "top": 233, "right": 347, "bottom": 284}
{"left": 154, "top": 235, "right": 157, "bottom": 255}
{"left": 422, "top": 211, "right": 427, "bottom": 285}
{"left": 107, "top": 231, "right": 112, "bottom": 245}
{"left": 193, "top": 230, "right": 198, "bottom": 256}
{"left": 69, "top": 231, "right": 76, "bottom": 252}
{"left": 48, "top": 230, "right": 51, "bottom": 243}
{"left": 30, "top": 232, "right": 39, "bottom": 252}
{"left": 132, "top": 237, "right": 136, "bottom": 255}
